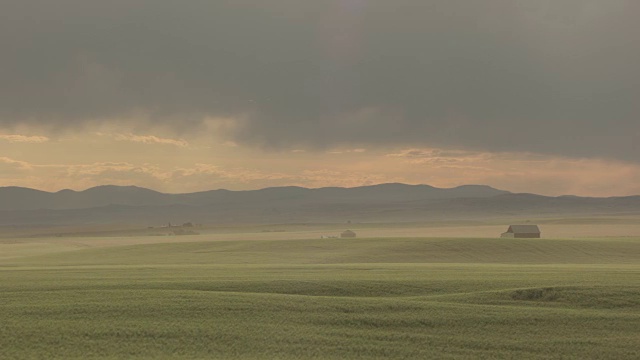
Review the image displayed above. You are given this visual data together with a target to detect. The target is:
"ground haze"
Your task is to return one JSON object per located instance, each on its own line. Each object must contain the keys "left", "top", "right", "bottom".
{"left": 1, "top": 220, "right": 639, "bottom": 359}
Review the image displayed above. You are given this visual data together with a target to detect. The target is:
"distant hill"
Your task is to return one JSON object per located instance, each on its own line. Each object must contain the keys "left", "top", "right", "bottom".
{"left": 0, "top": 185, "right": 170, "bottom": 211}
{"left": 0, "top": 183, "right": 639, "bottom": 226}
{"left": 0, "top": 183, "right": 508, "bottom": 211}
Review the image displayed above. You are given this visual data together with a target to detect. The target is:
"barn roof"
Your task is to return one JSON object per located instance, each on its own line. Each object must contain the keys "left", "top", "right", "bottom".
{"left": 507, "top": 225, "right": 540, "bottom": 234}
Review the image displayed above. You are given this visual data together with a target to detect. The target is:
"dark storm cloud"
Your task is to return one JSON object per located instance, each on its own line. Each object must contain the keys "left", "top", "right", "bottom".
{"left": 1, "top": 1, "right": 638, "bottom": 160}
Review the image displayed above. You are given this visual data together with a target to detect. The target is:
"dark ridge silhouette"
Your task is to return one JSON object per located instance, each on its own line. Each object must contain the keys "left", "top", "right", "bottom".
{"left": 0, "top": 184, "right": 638, "bottom": 226}
{"left": 0, "top": 183, "right": 509, "bottom": 211}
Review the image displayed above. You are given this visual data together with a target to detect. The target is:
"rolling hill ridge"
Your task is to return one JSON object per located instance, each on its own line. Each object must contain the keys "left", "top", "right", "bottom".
{"left": 0, "top": 183, "right": 639, "bottom": 225}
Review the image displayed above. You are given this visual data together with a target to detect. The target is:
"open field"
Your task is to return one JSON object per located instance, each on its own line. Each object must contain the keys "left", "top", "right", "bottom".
{"left": 1, "top": 226, "right": 639, "bottom": 359}
{"left": 2, "top": 216, "right": 640, "bottom": 260}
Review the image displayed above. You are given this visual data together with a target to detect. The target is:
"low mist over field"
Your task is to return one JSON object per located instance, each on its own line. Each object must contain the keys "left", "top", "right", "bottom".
{"left": 2, "top": 191, "right": 640, "bottom": 359}
{"left": 2, "top": 230, "right": 640, "bottom": 358}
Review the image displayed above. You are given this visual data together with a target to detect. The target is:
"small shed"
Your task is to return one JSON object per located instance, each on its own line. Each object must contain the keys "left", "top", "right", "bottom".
{"left": 501, "top": 225, "right": 541, "bottom": 238}
{"left": 341, "top": 230, "right": 356, "bottom": 238}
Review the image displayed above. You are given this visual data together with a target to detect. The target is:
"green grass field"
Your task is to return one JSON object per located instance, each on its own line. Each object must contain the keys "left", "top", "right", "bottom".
{"left": 1, "top": 235, "right": 639, "bottom": 359}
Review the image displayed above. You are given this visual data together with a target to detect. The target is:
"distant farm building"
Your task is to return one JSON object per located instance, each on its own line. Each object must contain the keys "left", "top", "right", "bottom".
{"left": 341, "top": 230, "right": 356, "bottom": 238}
{"left": 501, "top": 225, "right": 541, "bottom": 238}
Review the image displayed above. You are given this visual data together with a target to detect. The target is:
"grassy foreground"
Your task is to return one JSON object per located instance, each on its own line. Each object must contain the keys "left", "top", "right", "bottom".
{"left": 1, "top": 236, "right": 639, "bottom": 359}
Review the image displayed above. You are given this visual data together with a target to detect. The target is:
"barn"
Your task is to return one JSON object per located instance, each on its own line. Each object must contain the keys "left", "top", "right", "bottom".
{"left": 341, "top": 230, "right": 356, "bottom": 238}
{"left": 501, "top": 225, "right": 541, "bottom": 238}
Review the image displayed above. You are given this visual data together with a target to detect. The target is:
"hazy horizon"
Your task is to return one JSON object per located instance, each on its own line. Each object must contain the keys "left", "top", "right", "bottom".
{"left": 2, "top": 181, "right": 639, "bottom": 199}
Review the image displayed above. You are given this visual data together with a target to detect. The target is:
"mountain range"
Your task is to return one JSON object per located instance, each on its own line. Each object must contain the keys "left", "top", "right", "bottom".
{"left": 1, "top": 184, "right": 639, "bottom": 226}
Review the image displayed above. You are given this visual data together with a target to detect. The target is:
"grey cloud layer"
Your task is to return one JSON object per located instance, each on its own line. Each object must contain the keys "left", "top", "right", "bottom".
{"left": 1, "top": 0, "right": 638, "bottom": 160}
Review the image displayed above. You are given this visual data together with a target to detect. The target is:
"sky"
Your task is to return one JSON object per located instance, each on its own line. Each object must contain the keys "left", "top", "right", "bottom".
{"left": 1, "top": 0, "right": 639, "bottom": 196}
